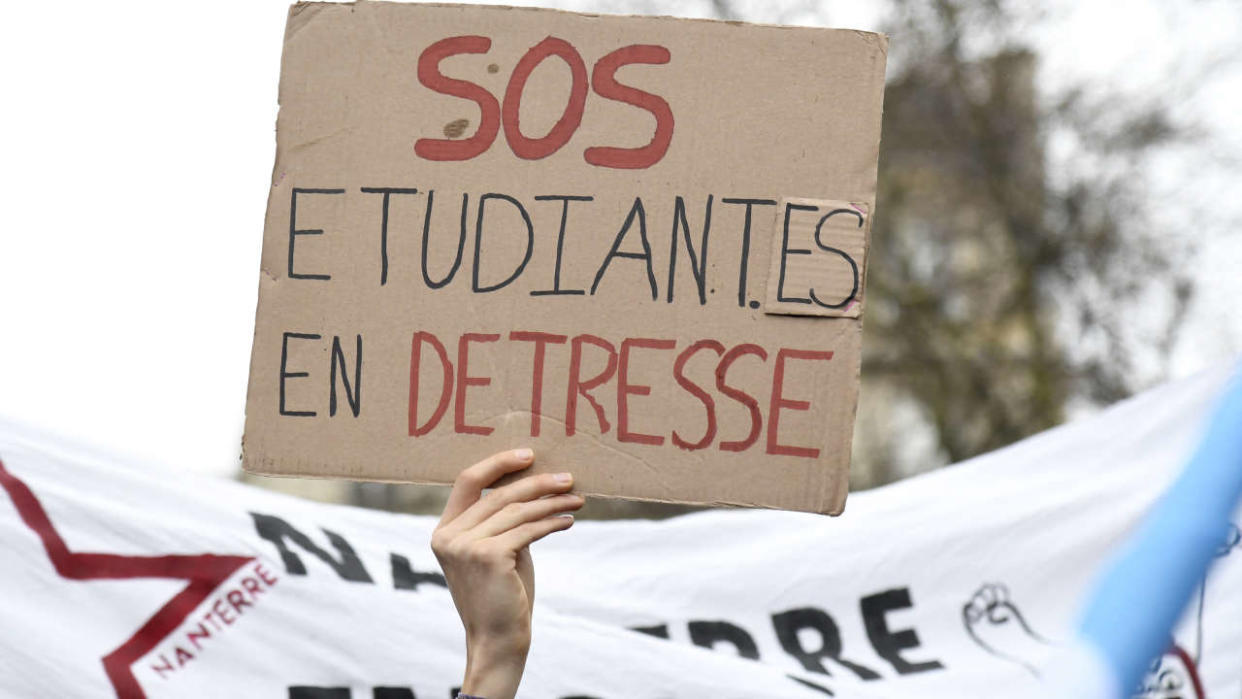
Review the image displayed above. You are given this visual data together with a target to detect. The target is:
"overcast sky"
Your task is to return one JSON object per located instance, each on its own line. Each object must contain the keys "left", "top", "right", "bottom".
{"left": 1, "top": 0, "right": 1237, "bottom": 478}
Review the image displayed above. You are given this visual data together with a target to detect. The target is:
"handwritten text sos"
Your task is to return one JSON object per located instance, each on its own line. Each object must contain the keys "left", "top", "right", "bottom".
{"left": 414, "top": 36, "right": 674, "bottom": 169}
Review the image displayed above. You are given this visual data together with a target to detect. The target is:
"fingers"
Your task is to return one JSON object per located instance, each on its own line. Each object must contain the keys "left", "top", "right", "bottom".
{"left": 440, "top": 448, "right": 535, "bottom": 525}
{"left": 472, "top": 493, "right": 585, "bottom": 539}
{"left": 494, "top": 513, "right": 576, "bottom": 552}
{"left": 451, "top": 471, "right": 576, "bottom": 533}
{"left": 436, "top": 450, "right": 580, "bottom": 568}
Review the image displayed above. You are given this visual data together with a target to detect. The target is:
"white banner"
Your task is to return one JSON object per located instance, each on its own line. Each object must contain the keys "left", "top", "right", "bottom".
{"left": 0, "top": 432, "right": 844, "bottom": 699}
{"left": 539, "top": 365, "right": 1242, "bottom": 698}
{"left": 1, "top": 366, "right": 1238, "bottom": 699}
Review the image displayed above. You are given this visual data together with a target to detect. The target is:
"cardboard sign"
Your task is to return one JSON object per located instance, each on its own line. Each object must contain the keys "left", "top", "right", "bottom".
{"left": 243, "top": 2, "right": 887, "bottom": 514}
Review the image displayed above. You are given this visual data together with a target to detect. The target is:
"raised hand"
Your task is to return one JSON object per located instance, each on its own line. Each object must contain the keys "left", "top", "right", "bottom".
{"left": 431, "top": 449, "right": 584, "bottom": 699}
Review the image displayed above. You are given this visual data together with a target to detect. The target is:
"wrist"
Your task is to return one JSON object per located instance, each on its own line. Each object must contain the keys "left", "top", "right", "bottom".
{"left": 462, "top": 637, "right": 529, "bottom": 699}
{"left": 465, "top": 624, "right": 531, "bottom": 663}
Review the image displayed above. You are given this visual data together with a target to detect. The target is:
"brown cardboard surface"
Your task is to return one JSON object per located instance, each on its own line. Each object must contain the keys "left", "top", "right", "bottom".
{"left": 243, "top": 1, "right": 887, "bottom": 514}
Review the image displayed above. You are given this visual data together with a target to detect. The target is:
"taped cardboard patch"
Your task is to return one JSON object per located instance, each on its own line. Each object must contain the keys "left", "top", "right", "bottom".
{"left": 764, "top": 198, "right": 871, "bottom": 318}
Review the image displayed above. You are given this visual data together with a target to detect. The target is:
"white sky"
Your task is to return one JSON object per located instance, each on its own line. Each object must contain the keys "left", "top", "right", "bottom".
{"left": 0, "top": 0, "right": 1237, "bottom": 478}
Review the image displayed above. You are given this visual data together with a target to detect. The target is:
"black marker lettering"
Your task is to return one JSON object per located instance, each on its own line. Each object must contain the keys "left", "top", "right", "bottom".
{"left": 288, "top": 188, "right": 344, "bottom": 281}
{"left": 688, "top": 619, "right": 759, "bottom": 659}
{"left": 721, "top": 198, "right": 777, "bottom": 307}
{"left": 250, "top": 513, "right": 373, "bottom": 583}
{"left": 531, "top": 195, "right": 592, "bottom": 296}
{"left": 473, "top": 193, "right": 534, "bottom": 293}
{"left": 288, "top": 688, "right": 350, "bottom": 699}
{"left": 421, "top": 191, "right": 468, "bottom": 289}
{"left": 667, "top": 195, "right": 713, "bottom": 305}
{"left": 329, "top": 334, "right": 362, "bottom": 418}
{"left": 631, "top": 624, "right": 670, "bottom": 639}
{"left": 280, "top": 332, "right": 321, "bottom": 417}
{"left": 776, "top": 202, "right": 817, "bottom": 304}
{"left": 808, "top": 209, "right": 863, "bottom": 309}
{"left": 591, "top": 197, "right": 657, "bottom": 300}
{"left": 772, "top": 607, "right": 880, "bottom": 680}
{"left": 389, "top": 553, "right": 447, "bottom": 591}
{"left": 360, "top": 187, "right": 419, "bottom": 286}
{"left": 860, "top": 588, "right": 944, "bottom": 675}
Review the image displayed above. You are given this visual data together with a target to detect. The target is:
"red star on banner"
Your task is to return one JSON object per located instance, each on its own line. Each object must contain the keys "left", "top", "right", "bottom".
{"left": 0, "top": 459, "right": 254, "bottom": 699}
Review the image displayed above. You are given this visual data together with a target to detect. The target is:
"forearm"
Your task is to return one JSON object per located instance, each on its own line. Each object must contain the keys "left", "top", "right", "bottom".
{"left": 461, "top": 637, "right": 529, "bottom": 699}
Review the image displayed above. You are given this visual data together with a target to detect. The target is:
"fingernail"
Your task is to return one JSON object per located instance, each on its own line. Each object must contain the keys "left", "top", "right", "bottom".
{"left": 554, "top": 472, "right": 572, "bottom": 484}
{"left": 515, "top": 448, "right": 533, "bottom": 461}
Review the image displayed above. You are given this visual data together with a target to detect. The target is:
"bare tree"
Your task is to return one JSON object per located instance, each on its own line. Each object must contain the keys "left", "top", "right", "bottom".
{"left": 855, "top": 0, "right": 1200, "bottom": 483}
